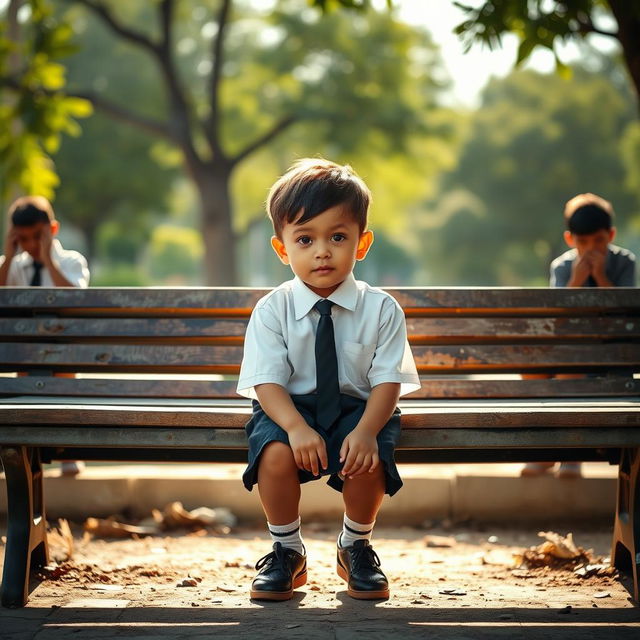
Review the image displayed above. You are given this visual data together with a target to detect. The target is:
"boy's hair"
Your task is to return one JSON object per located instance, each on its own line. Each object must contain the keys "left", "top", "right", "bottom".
{"left": 9, "top": 196, "right": 55, "bottom": 227}
{"left": 564, "top": 193, "right": 614, "bottom": 235}
{"left": 267, "top": 158, "right": 370, "bottom": 238}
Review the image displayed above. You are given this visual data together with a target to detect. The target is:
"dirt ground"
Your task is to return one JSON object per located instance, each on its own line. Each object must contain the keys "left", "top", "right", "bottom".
{"left": 1, "top": 522, "right": 639, "bottom": 639}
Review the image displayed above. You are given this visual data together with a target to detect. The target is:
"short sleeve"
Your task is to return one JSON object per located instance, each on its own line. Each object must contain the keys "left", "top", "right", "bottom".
{"left": 60, "top": 252, "right": 90, "bottom": 288}
{"left": 613, "top": 255, "right": 636, "bottom": 287}
{"left": 367, "top": 297, "right": 420, "bottom": 397}
{"left": 236, "top": 303, "right": 292, "bottom": 399}
{"left": 550, "top": 261, "right": 570, "bottom": 287}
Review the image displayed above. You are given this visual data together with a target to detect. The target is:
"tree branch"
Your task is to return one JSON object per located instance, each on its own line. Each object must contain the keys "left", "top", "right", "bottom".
{"left": 574, "top": 13, "right": 618, "bottom": 39}
{"left": 0, "top": 75, "right": 176, "bottom": 142}
{"left": 68, "top": 0, "right": 159, "bottom": 53}
{"left": 73, "top": 90, "right": 177, "bottom": 141}
{"left": 230, "top": 114, "right": 297, "bottom": 167}
{"left": 208, "top": 0, "right": 233, "bottom": 154}
{"left": 159, "top": 0, "right": 174, "bottom": 50}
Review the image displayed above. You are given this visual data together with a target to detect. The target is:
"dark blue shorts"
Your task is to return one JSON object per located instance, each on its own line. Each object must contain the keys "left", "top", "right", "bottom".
{"left": 242, "top": 393, "right": 403, "bottom": 496}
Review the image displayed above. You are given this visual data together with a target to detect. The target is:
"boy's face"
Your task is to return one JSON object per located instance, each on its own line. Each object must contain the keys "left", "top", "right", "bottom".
{"left": 271, "top": 205, "right": 373, "bottom": 298}
{"left": 13, "top": 221, "right": 56, "bottom": 261}
{"left": 564, "top": 228, "right": 615, "bottom": 256}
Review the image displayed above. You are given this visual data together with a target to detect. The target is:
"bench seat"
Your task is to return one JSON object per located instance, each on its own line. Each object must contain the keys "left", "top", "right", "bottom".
{"left": 1, "top": 285, "right": 639, "bottom": 607}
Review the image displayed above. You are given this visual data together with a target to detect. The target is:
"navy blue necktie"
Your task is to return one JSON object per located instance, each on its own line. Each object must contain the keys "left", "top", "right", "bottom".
{"left": 30, "top": 261, "right": 43, "bottom": 286}
{"left": 314, "top": 299, "right": 341, "bottom": 430}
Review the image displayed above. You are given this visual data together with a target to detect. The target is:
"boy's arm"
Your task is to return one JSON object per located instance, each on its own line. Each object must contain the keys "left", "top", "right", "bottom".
{"left": 340, "top": 382, "right": 400, "bottom": 478}
{"left": 255, "top": 383, "right": 328, "bottom": 476}
{"left": 41, "top": 226, "right": 75, "bottom": 287}
{"left": 0, "top": 225, "right": 19, "bottom": 286}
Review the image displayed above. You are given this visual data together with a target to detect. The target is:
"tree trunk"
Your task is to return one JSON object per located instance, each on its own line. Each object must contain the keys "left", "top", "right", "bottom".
{"left": 194, "top": 163, "right": 238, "bottom": 285}
{"left": 608, "top": 0, "right": 640, "bottom": 110}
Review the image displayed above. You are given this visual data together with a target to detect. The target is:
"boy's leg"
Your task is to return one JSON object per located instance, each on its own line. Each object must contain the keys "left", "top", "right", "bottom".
{"left": 337, "top": 466, "right": 389, "bottom": 600}
{"left": 251, "top": 441, "right": 307, "bottom": 601}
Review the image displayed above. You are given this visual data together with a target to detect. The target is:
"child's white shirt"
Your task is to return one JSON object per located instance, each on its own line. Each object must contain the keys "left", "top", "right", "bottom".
{"left": 237, "top": 273, "right": 420, "bottom": 400}
{"left": 0, "top": 239, "right": 90, "bottom": 287}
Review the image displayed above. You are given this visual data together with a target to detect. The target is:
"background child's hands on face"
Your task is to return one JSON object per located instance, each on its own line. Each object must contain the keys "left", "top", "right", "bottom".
{"left": 39, "top": 225, "right": 53, "bottom": 261}
{"left": 571, "top": 252, "right": 593, "bottom": 283}
{"left": 587, "top": 249, "right": 607, "bottom": 278}
{"left": 3, "top": 225, "right": 19, "bottom": 258}
{"left": 287, "top": 423, "right": 328, "bottom": 476}
{"left": 340, "top": 429, "right": 379, "bottom": 478}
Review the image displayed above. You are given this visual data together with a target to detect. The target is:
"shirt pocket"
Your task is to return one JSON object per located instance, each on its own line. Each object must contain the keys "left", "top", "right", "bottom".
{"left": 340, "top": 341, "right": 377, "bottom": 388}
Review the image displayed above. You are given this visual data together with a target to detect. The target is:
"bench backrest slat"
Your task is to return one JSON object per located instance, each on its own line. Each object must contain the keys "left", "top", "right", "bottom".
{"left": 1, "top": 375, "right": 637, "bottom": 399}
{"left": 1, "top": 286, "right": 639, "bottom": 400}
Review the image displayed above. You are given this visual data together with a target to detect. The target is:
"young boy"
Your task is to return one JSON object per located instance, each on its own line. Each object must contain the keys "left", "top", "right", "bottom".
{"left": 0, "top": 195, "right": 90, "bottom": 475}
{"left": 0, "top": 196, "right": 89, "bottom": 288}
{"left": 237, "top": 159, "right": 420, "bottom": 601}
{"left": 522, "top": 192, "right": 636, "bottom": 479}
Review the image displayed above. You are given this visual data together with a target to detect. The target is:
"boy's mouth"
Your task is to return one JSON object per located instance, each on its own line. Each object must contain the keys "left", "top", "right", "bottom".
{"left": 313, "top": 266, "right": 334, "bottom": 274}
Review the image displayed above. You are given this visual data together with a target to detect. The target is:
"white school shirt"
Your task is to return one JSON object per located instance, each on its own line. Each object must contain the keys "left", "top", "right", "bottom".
{"left": 0, "top": 239, "right": 90, "bottom": 287}
{"left": 237, "top": 273, "right": 420, "bottom": 401}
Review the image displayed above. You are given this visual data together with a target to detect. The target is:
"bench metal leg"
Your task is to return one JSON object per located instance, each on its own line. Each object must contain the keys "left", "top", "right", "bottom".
{"left": 0, "top": 446, "right": 49, "bottom": 608}
{"left": 611, "top": 446, "right": 640, "bottom": 602}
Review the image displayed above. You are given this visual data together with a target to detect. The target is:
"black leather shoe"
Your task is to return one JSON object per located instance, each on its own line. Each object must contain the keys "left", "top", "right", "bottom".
{"left": 337, "top": 539, "right": 389, "bottom": 600}
{"left": 250, "top": 542, "right": 307, "bottom": 601}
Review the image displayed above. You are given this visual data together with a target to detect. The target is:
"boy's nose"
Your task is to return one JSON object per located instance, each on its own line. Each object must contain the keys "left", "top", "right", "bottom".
{"left": 314, "top": 242, "right": 331, "bottom": 257}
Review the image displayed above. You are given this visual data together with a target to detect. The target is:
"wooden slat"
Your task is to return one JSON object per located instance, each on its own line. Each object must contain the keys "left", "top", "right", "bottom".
{"left": 406, "top": 376, "right": 640, "bottom": 398}
{"left": 0, "top": 343, "right": 243, "bottom": 373}
{"left": 2, "top": 287, "right": 640, "bottom": 316}
{"left": 410, "top": 344, "right": 640, "bottom": 372}
{"left": 0, "top": 317, "right": 248, "bottom": 343}
{"left": 1, "top": 375, "right": 638, "bottom": 399}
{"left": 2, "top": 316, "right": 639, "bottom": 344}
{"left": 405, "top": 316, "right": 640, "bottom": 342}
{"left": 1, "top": 398, "right": 640, "bottom": 428}
{"left": 1, "top": 342, "right": 638, "bottom": 374}
{"left": 0, "top": 377, "right": 240, "bottom": 398}
{"left": 1, "top": 426, "right": 640, "bottom": 450}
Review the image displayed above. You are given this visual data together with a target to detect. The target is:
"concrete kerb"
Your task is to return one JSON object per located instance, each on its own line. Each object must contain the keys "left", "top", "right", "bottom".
{"left": 0, "top": 462, "right": 617, "bottom": 526}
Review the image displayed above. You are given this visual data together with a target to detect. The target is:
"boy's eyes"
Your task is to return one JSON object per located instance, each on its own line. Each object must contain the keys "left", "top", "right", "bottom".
{"left": 295, "top": 233, "right": 346, "bottom": 245}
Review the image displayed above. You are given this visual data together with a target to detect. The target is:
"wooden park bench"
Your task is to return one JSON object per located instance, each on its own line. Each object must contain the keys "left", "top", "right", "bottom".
{"left": 1, "top": 286, "right": 639, "bottom": 607}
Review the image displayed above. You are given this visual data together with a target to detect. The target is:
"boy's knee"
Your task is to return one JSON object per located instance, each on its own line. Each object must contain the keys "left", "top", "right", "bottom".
{"left": 259, "top": 441, "right": 296, "bottom": 477}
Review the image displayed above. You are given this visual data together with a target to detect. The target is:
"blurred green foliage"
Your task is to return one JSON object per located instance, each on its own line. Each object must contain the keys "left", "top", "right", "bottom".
{"left": 421, "top": 64, "right": 640, "bottom": 285}
{"left": 2, "top": 1, "right": 639, "bottom": 287}
{"left": 0, "top": 0, "right": 92, "bottom": 200}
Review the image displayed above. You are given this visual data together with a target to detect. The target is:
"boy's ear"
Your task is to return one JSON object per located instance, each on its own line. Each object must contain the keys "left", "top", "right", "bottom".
{"left": 563, "top": 230, "right": 575, "bottom": 248}
{"left": 50, "top": 220, "right": 60, "bottom": 236}
{"left": 356, "top": 230, "right": 374, "bottom": 261}
{"left": 271, "top": 235, "right": 290, "bottom": 265}
{"left": 609, "top": 226, "right": 616, "bottom": 243}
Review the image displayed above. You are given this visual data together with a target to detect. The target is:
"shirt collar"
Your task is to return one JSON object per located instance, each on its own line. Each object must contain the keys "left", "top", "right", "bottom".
{"left": 292, "top": 272, "right": 358, "bottom": 320}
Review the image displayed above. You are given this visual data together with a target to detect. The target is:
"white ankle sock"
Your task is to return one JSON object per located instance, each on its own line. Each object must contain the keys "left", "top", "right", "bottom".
{"left": 338, "top": 514, "right": 375, "bottom": 548}
{"left": 267, "top": 517, "right": 305, "bottom": 555}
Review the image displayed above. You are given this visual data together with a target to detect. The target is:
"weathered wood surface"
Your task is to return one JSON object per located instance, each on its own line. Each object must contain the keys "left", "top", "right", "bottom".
{"left": 1, "top": 342, "right": 638, "bottom": 374}
{"left": 2, "top": 287, "right": 640, "bottom": 315}
{"left": 1, "top": 397, "right": 640, "bottom": 429}
{"left": 2, "top": 316, "right": 639, "bottom": 343}
{"left": 1, "top": 424, "right": 639, "bottom": 450}
{"left": 1, "top": 375, "right": 638, "bottom": 399}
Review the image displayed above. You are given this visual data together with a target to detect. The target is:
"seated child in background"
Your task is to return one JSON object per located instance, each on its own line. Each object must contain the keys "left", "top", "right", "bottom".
{"left": 0, "top": 196, "right": 90, "bottom": 475}
{"left": 237, "top": 159, "right": 420, "bottom": 601}
{"left": 522, "top": 192, "right": 636, "bottom": 479}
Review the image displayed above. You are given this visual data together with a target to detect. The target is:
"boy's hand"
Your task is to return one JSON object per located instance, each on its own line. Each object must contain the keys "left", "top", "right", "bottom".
{"left": 340, "top": 429, "right": 379, "bottom": 478}
{"left": 569, "top": 252, "right": 592, "bottom": 286}
{"left": 39, "top": 225, "right": 54, "bottom": 263}
{"left": 3, "top": 226, "right": 19, "bottom": 259}
{"left": 587, "top": 249, "right": 607, "bottom": 279}
{"left": 288, "top": 423, "right": 328, "bottom": 476}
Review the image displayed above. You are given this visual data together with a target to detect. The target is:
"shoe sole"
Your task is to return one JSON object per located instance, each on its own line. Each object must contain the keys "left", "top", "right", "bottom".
{"left": 250, "top": 570, "right": 307, "bottom": 601}
{"left": 336, "top": 562, "right": 390, "bottom": 600}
